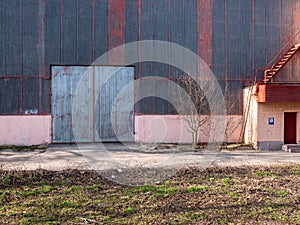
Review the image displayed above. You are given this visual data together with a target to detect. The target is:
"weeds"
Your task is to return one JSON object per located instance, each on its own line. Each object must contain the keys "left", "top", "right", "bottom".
{"left": 186, "top": 185, "right": 209, "bottom": 192}
{"left": 221, "top": 177, "right": 231, "bottom": 185}
{"left": 255, "top": 171, "right": 270, "bottom": 177}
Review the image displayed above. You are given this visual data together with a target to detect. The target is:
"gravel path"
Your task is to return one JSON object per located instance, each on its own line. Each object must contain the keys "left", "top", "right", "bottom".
{"left": 1, "top": 143, "right": 300, "bottom": 171}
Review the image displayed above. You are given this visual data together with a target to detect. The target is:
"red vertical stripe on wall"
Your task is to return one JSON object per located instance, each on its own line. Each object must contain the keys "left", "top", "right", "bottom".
{"left": 197, "top": 0, "right": 212, "bottom": 79}
{"left": 108, "top": 0, "right": 125, "bottom": 65}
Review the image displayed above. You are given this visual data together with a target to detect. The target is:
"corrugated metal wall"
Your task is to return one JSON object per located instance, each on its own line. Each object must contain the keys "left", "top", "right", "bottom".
{"left": 0, "top": 0, "right": 299, "bottom": 115}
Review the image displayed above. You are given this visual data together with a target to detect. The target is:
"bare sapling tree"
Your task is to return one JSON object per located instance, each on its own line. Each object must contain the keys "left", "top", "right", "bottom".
{"left": 200, "top": 84, "right": 242, "bottom": 146}
{"left": 173, "top": 75, "right": 210, "bottom": 148}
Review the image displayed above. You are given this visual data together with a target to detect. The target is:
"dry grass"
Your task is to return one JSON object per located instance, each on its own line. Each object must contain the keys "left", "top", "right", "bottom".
{"left": 0, "top": 164, "right": 300, "bottom": 224}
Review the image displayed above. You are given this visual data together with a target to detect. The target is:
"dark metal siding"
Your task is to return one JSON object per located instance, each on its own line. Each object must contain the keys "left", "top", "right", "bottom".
{"left": 22, "top": 0, "right": 39, "bottom": 76}
{"left": 212, "top": 0, "right": 300, "bottom": 113}
{"left": 94, "top": 0, "right": 108, "bottom": 62}
{"left": 0, "top": 0, "right": 300, "bottom": 115}
{"left": 61, "top": 0, "right": 77, "bottom": 64}
{"left": 45, "top": 0, "right": 61, "bottom": 75}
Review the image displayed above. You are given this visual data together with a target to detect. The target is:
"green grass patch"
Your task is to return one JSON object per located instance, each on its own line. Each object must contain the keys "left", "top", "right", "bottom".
{"left": 186, "top": 185, "right": 209, "bottom": 192}
{"left": 255, "top": 171, "right": 270, "bottom": 177}
{"left": 221, "top": 177, "right": 231, "bottom": 185}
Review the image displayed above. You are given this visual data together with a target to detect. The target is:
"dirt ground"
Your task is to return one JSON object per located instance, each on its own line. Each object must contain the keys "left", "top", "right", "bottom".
{"left": 0, "top": 165, "right": 300, "bottom": 224}
{"left": 1, "top": 144, "right": 300, "bottom": 224}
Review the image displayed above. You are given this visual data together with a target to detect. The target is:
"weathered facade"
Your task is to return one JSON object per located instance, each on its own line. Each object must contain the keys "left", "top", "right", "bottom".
{"left": 244, "top": 85, "right": 300, "bottom": 150}
{"left": 0, "top": 0, "right": 299, "bottom": 145}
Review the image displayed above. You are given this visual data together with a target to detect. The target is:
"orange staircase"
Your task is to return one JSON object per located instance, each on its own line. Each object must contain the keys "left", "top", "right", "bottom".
{"left": 263, "top": 43, "right": 300, "bottom": 83}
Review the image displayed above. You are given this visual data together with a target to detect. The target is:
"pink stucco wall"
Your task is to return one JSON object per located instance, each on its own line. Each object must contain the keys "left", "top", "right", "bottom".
{"left": 0, "top": 115, "right": 51, "bottom": 146}
{"left": 135, "top": 115, "right": 242, "bottom": 143}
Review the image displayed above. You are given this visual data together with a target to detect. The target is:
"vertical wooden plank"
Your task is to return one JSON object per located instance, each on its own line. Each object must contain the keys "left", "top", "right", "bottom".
{"left": 77, "top": 0, "right": 92, "bottom": 65}
{"left": 4, "top": 0, "right": 21, "bottom": 76}
{"left": 52, "top": 66, "right": 93, "bottom": 142}
{"left": 108, "top": 0, "right": 125, "bottom": 64}
{"left": 45, "top": 0, "right": 60, "bottom": 76}
{"left": 95, "top": 67, "right": 134, "bottom": 141}
{"left": 61, "top": 0, "right": 77, "bottom": 64}
{"left": 22, "top": 1, "right": 38, "bottom": 76}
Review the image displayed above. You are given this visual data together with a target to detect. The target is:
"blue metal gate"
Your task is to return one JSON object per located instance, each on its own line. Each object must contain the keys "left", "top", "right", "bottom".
{"left": 52, "top": 66, "right": 134, "bottom": 143}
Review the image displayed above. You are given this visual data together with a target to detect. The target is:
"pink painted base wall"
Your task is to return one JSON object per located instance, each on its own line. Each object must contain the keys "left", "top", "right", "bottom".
{"left": 0, "top": 115, "right": 51, "bottom": 146}
{"left": 135, "top": 115, "right": 242, "bottom": 143}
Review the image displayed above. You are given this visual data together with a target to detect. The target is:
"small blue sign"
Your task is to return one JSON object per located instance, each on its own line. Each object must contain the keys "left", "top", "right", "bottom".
{"left": 268, "top": 117, "right": 274, "bottom": 125}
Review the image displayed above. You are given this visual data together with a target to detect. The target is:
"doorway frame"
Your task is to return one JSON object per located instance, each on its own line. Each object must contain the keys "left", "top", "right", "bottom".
{"left": 284, "top": 112, "right": 297, "bottom": 144}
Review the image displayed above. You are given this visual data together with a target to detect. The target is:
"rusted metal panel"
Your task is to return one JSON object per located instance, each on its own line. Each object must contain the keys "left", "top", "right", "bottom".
{"left": 108, "top": 0, "right": 125, "bottom": 64}
{"left": 256, "top": 84, "right": 300, "bottom": 103}
{"left": 4, "top": 0, "right": 21, "bottom": 76}
{"left": 1, "top": 0, "right": 300, "bottom": 117}
{"left": 197, "top": 0, "right": 213, "bottom": 69}
{"left": 22, "top": 0, "right": 39, "bottom": 76}
{"left": 52, "top": 66, "right": 134, "bottom": 143}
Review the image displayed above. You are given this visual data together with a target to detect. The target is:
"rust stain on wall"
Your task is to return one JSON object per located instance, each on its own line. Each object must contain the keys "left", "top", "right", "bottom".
{"left": 197, "top": 0, "right": 212, "bottom": 69}
{"left": 108, "top": 0, "right": 125, "bottom": 65}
